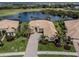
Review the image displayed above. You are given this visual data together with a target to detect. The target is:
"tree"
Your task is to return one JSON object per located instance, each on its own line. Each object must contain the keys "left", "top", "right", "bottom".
{"left": 16, "top": 22, "right": 30, "bottom": 38}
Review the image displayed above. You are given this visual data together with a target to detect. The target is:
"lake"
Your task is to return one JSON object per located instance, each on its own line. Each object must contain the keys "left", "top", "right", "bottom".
{"left": 0, "top": 11, "right": 73, "bottom": 22}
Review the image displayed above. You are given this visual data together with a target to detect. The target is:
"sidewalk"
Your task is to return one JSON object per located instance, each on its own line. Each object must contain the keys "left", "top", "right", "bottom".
{"left": 0, "top": 51, "right": 77, "bottom": 57}
{"left": 38, "top": 51, "right": 77, "bottom": 56}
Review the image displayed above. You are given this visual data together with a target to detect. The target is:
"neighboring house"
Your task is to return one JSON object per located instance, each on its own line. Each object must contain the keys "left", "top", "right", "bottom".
{"left": 0, "top": 19, "right": 19, "bottom": 37}
{"left": 29, "top": 20, "right": 57, "bottom": 41}
{"left": 64, "top": 20, "right": 79, "bottom": 40}
{"left": 64, "top": 19, "right": 79, "bottom": 56}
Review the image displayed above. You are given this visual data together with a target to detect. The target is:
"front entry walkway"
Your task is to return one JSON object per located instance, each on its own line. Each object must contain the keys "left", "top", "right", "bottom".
{"left": 24, "top": 33, "right": 41, "bottom": 57}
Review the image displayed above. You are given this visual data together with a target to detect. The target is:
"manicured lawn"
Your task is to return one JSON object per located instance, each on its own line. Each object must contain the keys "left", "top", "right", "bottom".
{"left": 38, "top": 54, "right": 77, "bottom": 57}
{"left": 0, "top": 37, "right": 28, "bottom": 53}
{"left": 38, "top": 43, "right": 76, "bottom": 52}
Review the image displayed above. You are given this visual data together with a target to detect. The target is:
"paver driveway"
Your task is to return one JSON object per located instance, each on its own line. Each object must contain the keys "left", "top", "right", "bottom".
{"left": 24, "top": 33, "right": 41, "bottom": 57}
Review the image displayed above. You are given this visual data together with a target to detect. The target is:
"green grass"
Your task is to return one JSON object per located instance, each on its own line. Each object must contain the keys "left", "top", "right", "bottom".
{"left": 0, "top": 37, "right": 28, "bottom": 53}
{"left": 38, "top": 54, "right": 77, "bottom": 57}
{"left": 0, "top": 8, "right": 79, "bottom": 16}
{"left": 38, "top": 43, "right": 76, "bottom": 52}
{"left": 0, "top": 8, "right": 45, "bottom": 16}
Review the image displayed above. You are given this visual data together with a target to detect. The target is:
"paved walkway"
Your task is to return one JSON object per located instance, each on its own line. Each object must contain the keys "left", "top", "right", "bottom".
{"left": 0, "top": 51, "right": 77, "bottom": 57}
{"left": 38, "top": 51, "right": 77, "bottom": 56}
{"left": 24, "top": 33, "right": 41, "bottom": 57}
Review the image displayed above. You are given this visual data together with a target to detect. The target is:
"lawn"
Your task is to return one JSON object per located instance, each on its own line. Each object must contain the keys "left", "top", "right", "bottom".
{"left": 0, "top": 8, "right": 45, "bottom": 16}
{"left": 38, "top": 42, "right": 76, "bottom": 52}
{"left": 0, "top": 37, "right": 28, "bottom": 53}
{"left": 0, "top": 8, "right": 79, "bottom": 16}
{"left": 38, "top": 54, "right": 77, "bottom": 57}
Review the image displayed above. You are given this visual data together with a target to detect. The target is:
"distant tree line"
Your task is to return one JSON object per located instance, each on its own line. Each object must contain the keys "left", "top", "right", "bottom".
{"left": 0, "top": 3, "right": 77, "bottom": 9}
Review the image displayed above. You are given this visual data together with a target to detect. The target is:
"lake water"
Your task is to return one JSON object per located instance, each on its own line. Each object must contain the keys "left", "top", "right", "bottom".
{"left": 0, "top": 12, "right": 73, "bottom": 22}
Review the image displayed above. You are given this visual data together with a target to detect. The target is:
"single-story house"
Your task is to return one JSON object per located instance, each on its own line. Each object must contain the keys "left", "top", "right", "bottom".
{"left": 64, "top": 19, "right": 79, "bottom": 56}
{"left": 29, "top": 20, "right": 57, "bottom": 41}
{"left": 0, "top": 19, "right": 19, "bottom": 37}
{"left": 64, "top": 20, "right": 79, "bottom": 39}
